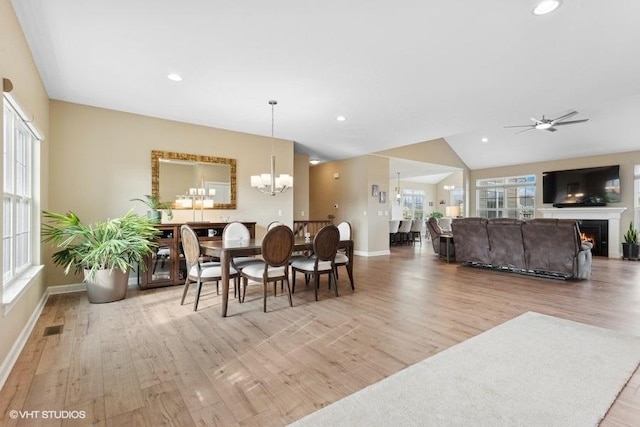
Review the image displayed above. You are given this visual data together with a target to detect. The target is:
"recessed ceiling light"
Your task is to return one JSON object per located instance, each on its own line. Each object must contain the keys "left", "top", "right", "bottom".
{"left": 309, "top": 159, "right": 320, "bottom": 165}
{"left": 481, "top": 137, "right": 489, "bottom": 143}
{"left": 532, "top": 0, "right": 561, "bottom": 15}
{"left": 167, "top": 73, "right": 183, "bottom": 82}
{"left": 336, "top": 116, "right": 347, "bottom": 122}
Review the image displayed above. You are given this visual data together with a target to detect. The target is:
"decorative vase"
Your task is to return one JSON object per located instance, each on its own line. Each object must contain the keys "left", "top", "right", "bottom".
{"left": 148, "top": 210, "right": 162, "bottom": 223}
{"left": 622, "top": 243, "right": 640, "bottom": 260}
{"left": 84, "top": 268, "right": 129, "bottom": 303}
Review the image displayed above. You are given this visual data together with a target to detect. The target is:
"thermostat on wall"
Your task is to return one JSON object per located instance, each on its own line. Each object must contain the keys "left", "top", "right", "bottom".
{"left": 333, "top": 173, "right": 340, "bottom": 179}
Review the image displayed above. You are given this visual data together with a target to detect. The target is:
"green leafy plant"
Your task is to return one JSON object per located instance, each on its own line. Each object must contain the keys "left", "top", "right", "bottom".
{"left": 623, "top": 222, "right": 638, "bottom": 245}
{"left": 130, "top": 194, "right": 173, "bottom": 220}
{"left": 42, "top": 210, "right": 159, "bottom": 278}
{"left": 428, "top": 211, "right": 444, "bottom": 219}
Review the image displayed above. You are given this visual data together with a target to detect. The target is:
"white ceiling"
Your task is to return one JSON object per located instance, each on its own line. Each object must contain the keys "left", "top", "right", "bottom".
{"left": 11, "top": 1, "right": 640, "bottom": 174}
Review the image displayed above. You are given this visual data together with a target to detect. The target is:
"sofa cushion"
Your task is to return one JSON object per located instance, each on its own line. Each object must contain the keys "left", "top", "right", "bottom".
{"left": 451, "top": 218, "right": 491, "bottom": 264}
{"left": 522, "top": 219, "right": 580, "bottom": 275}
{"left": 487, "top": 218, "right": 526, "bottom": 270}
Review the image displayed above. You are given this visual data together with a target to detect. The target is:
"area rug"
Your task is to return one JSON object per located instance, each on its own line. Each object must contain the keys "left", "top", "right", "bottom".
{"left": 289, "top": 311, "right": 640, "bottom": 427}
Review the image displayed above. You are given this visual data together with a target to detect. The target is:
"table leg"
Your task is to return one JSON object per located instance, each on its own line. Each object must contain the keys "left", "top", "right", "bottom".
{"left": 347, "top": 242, "right": 355, "bottom": 289}
{"left": 446, "top": 238, "right": 450, "bottom": 263}
{"left": 220, "top": 251, "right": 230, "bottom": 317}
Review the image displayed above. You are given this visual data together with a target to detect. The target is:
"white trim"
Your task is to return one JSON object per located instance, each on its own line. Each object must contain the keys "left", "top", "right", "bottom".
{"left": 537, "top": 207, "right": 627, "bottom": 258}
{"left": 2, "top": 92, "right": 44, "bottom": 140}
{"left": 0, "top": 281, "right": 89, "bottom": 390}
{"left": 0, "top": 286, "right": 48, "bottom": 390}
{"left": 2, "top": 265, "right": 44, "bottom": 315}
{"left": 47, "top": 282, "right": 86, "bottom": 295}
{"left": 355, "top": 250, "right": 391, "bottom": 257}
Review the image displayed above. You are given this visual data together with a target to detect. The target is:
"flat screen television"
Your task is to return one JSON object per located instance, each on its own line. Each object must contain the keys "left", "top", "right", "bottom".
{"left": 542, "top": 165, "right": 620, "bottom": 207}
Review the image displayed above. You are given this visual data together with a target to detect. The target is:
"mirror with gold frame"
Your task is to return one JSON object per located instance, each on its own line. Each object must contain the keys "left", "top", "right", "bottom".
{"left": 151, "top": 150, "right": 236, "bottom": 210}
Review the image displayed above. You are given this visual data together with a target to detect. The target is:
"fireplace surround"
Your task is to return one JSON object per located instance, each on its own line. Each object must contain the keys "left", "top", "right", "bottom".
{"left": 578, "top": 219, "right": 609, "bottom": 257}
{"left": 538, "top": 207, "right": 627, "bottom": 258}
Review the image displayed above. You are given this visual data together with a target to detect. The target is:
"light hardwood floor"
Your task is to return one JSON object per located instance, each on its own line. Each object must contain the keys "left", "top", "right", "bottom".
{"left": 1, "top": 245, "right": 639, "bottom": 426}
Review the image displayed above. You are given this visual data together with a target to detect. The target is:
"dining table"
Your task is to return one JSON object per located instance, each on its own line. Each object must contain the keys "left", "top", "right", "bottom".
{"left": 200, "top": 237, "right": 354, "bottom": 317}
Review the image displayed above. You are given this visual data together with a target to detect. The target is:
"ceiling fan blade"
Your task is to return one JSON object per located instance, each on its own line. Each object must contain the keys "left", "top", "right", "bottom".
{"left": 546, "top": 127, "right": 558, "bottom": 132}
{"left": 515, "top": 127, "right": 536, "bottom": 135}
{"left": 504, "top": 124, "right": 535, "bottom": 128}
{"left": 552, "top": 119, "right": 589, "bottom": 126}
{"left": 551, "top": 111, "right": 578, "bottom": 123}
{"left": 530, "top": 117, "right": 541, "bottom": 123}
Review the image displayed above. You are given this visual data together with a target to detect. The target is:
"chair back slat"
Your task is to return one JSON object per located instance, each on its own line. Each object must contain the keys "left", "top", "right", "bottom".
{"left": 293, "top": 220, "right": 331, "bottom": 238}
{"left": 180, "top": 225, "right": 201, "bottom": 267}
{"left": 261, "top": 225, "right": 295, "bottom": 267}
{"left": 313, "top": 225, "right": 340, "bottom": 261}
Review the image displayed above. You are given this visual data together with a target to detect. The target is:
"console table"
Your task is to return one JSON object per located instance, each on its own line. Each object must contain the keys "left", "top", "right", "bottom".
{"left": 138, "top": 222, "right": 256, "bottom": 289}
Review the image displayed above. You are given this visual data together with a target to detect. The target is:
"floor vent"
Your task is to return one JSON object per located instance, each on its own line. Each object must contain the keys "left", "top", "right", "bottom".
{"left": 43, "top": 325, "right": 64, "bottom": 336}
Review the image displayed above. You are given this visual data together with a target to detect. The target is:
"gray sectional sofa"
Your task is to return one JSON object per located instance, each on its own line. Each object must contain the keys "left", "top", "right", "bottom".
{"left": 451, "top": 217, "right": 592, "bottom": 280}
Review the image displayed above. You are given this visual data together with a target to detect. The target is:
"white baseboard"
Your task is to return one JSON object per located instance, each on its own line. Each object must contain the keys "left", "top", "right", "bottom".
{"left": 0, "top": 282, "right": 89, "bottom": 390}
{"left": 47, "top": 282, "right": 86, "bottom": 295}
{"left": 354, "top": 250, "right": 390, "bottom": 257}
{"left": 0, "top": 288, "right": 49, "bottom": 390}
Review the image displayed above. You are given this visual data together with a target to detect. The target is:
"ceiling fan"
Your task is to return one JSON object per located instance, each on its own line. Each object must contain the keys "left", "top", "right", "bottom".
{"left": 504, "top": 111, "right": 589, "bottom": 134}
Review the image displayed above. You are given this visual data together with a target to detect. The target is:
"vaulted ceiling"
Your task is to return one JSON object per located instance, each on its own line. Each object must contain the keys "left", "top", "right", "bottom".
{"left": 11, "top": 1, "right": 640, "bottom": 172}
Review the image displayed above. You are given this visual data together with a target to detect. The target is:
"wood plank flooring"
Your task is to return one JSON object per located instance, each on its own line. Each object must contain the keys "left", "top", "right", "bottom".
{"left": 1, "top": 245, "right": 639, "bottom": 426}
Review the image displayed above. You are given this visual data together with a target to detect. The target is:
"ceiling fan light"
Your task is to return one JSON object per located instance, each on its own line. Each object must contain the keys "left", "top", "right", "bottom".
{"left": 536, "top": 122, "right": 552, "bottom": 130}
{"left": 532, "top": 0, "right": 561, "bottom": 16}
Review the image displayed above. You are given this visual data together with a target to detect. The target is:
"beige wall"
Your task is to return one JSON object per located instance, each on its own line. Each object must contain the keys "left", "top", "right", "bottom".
{"left": 48, "top": 100, "right": 295, "bottom": 286}
{"left": 294, "top": 153, "right": 310, "bottom": 220}
{"left": 469, "top": 150, "right": 640, "bottom": 233}
{"left": 310, "top": 155, "right": 391, "bottom": 255}
{"left": 0, "top": 0, "right": 50, "bottom": 380}
{"left": 375, "top": 137, "right": 469, "bottom": 169}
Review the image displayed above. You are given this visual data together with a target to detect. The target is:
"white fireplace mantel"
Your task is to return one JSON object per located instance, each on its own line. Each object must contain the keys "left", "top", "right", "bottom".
{"left": 537, "top": 207, "right": 627, "bottom": 258}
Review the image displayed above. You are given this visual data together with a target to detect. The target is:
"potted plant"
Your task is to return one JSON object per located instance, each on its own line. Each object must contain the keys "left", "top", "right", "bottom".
{"left": 42, "top": 210, "right": 159, "bottom": 303}
{"left": 622, "top": 222, "right": 639, "bottom": 260}
{"left": 428, "top": 211, "right": 444, "bottom": 219}
{"left": 130, "top": 194, "right": 173, "bottom": 222}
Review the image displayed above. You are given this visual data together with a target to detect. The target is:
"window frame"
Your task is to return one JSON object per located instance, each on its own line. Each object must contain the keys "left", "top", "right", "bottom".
{"left": 401, "top": 189, "right": 426, "bottom": 220}
{"left": 476, "top": 174, "right": 536, "bottom": 220}
{"left": 3, "top": 93, "right": 41, "bottom": 308}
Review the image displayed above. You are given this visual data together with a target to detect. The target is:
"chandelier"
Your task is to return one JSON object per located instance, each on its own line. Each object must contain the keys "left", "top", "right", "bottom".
{"left": 250, "top": 100, "right": 293, "bottom": 195}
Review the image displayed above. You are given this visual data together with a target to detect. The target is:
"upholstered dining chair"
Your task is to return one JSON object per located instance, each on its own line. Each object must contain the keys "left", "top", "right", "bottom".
{"left": 240, "top": 224, "right": 295, "bottom": 312}
{"left": 180, "top": 224, "right": 239, "bottom": 311}
{"left": 267, "top": 221, "right": 284, "bottom": 231}
{"left": 410, "top": 219, "right": 424, "bottom": 246}
{"left": 397, "top": 220, "right": 413, "bottom": 245}
{"left": 389, "top": 220, "right": 400, "bottom": 246}
{"left": 334, "top": 221, "right": 355, "bottom": 290}
{"left": 223, "top": 222, "right": 262, "bottom": 274}
{"left": 291, "top": 224, "right": 340, "bottom": 301}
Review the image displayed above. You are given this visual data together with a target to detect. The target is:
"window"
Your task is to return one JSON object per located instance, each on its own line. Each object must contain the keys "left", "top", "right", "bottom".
{"left": 3, "top": 96, "right": 36, "bottom": 287}
{"left": 401, "top": 189, "right": 425, "bottom": 220}
{"left": 476, "top": 175, "right": 536, "bottom": 219}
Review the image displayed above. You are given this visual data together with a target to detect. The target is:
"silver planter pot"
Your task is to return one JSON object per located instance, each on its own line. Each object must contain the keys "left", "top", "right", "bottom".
{"left": 84, "top": 268, "right": 129, "bottom": 303}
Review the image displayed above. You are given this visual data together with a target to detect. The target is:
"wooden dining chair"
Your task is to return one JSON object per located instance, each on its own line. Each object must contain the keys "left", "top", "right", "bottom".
{"left": 334, "top": 221, "right": 355, "bottom": 290}
{"left": 223, "top": 221, "right": 262, "bottom": 272}
{"left": 240, "top": 224, "right": 295, "bottom": 312}
{"left": 291, "top": 224, "right": 340, "bottom": 301}
{"left": 180, "top": 224, "right": 239, "bottom": 311}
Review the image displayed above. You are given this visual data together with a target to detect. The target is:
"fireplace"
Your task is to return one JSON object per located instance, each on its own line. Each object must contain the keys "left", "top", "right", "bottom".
{"left": 578, "top": 219, "right": 608, "bottom": 257}
{"left": 538, "top": 207, "right": 626, "bottom": 258}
